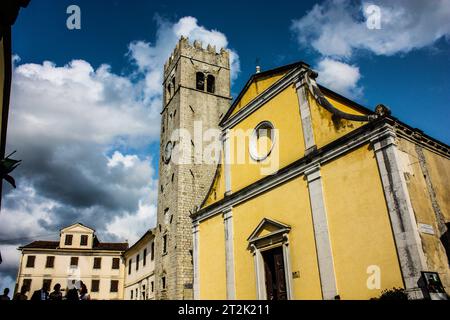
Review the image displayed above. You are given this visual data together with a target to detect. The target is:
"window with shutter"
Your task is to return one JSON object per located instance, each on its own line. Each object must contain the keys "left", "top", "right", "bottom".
{"left": 22, "top": 279, "right": 32, "bottom": 291}
{"left": 112, "top": 257, "right": 120, "bottom": 269}
{"left": 65, "top": 234, "right": 73, "bottom": 245}
{"left": 70, "top": 257, "right": 79, "bottom": 267}
{"left": 43, "top": 279, "right": 52, "bottom": 290}
{"left": 93, "top": 257, "right": 101, "bottom": 269}
{"left": 26, "top": 255, "right": 36, "bottom": 268}
{"left": 80, "top": 235, "right": 88, "bottom": 246}
{"left": 45, "top": 256, "right": 55, "bottom": 268}
{"left": 91, "top": 280, "right": 100, "bottom": 292}
{"left": 110, "top": 280, "right": 118, "bottom": 292}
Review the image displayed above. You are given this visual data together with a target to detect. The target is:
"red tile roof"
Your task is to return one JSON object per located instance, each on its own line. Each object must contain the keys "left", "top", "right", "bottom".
{"left": 20, "top": 240, "right": 128, "bottom": 251}
{"left": 20, "top": 241, "right": 59, "bottom": 249}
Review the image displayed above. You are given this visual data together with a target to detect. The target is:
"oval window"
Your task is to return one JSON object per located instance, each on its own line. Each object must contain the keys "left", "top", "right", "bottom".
{"left": 249, "top": 121, "right": 275, "bottom": 161}
{"left": 164, "top": 141, "right": 173, "bottom": 164}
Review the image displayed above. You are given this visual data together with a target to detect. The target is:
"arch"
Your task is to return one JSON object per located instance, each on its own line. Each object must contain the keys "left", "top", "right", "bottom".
{"left": 207, "top": 74, "right": 215, "bottom": 93}
{"left": 196, "top": 72, "right": 205, "bottom": 91}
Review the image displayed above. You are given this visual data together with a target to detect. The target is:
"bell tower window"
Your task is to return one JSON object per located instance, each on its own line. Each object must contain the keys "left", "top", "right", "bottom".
{"left": 206, "top": 75, "right": 215, "bottom": 93}
{"left": 196, "top": 72, "right": 205, "bottom": 91}
{"left": 167, "top": 83, "right": 172, "bottom": 99}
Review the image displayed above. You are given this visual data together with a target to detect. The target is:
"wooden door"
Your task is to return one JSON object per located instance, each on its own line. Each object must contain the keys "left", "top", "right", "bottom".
{"left": 262, "top": 246, "right": 287, "bottom": 300}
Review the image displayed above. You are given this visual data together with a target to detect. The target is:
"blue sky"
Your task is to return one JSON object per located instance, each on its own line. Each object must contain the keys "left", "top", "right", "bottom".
{"left": 13, "top": 0, "right": 450, "bottom": 143}
{"left": 1, "top": 0, "right": 449, "bottom": 293}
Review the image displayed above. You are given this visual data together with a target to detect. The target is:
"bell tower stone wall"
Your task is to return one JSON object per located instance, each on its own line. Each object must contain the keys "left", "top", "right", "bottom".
{"left": 154, "top": 36, "right": 231, "bottom": 299}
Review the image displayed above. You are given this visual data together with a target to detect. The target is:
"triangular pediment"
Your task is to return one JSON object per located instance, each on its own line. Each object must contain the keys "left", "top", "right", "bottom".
{"left": 61, "top": 223, "right": 94, "bottom": 234}
{"left": 247, "top": 218, "right": 291, "bottom": 243}
{"left": 221, "top": 61, "right": 309, "bottom": 124}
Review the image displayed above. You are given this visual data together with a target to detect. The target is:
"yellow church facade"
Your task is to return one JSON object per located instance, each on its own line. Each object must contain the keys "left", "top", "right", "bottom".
{"left": 191, "top": 62, "right": 450, "bottom": 300}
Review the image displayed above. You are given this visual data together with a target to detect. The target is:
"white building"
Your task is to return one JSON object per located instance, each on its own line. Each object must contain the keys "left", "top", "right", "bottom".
{"left": 123, "top": 229, "right": 156, "bottom": 300}
{"left": 16, "top": 223, "right": 128, "bottom": 300}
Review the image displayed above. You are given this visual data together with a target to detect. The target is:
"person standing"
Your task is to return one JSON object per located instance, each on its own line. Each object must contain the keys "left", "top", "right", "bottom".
{"left": 30, "top": 282, "right": 50, "bottom": 301}
{"left": 13, "top": 285, "right": 28, "bottom": 300}
{"left": 79, "top": 282, "right": 90, "bottom": 300}
{"left": 65, "top": 280, "right": 79, "bottom": 301}
{"left": 49, "top": 283, "right": 63, "bottom": 301}
{"left": 0, "top": 288, "right": 10, "bottom": 300}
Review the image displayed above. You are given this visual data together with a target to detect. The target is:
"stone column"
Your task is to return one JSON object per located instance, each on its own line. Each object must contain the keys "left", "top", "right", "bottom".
{"left": 223, "top": 208, "right": 236, "bottom": 299}
{"left": 371, "top": 128, "right": 427, "bottom": 299}
{"left": 305, "top": 164, "right": 338, "bottom": 300}
{"left": 192, "top": 220, "right": 200, "bottom": 300}
{"left": 295, "top": 76, "right": 316, "bottom": 153}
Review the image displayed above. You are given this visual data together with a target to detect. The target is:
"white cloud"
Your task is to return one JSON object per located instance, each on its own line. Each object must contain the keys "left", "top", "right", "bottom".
{"left": 1, "top": 16, "right": 238, "bottom": 283}
{"left": 291, "top": 0, "right": 450, "bottom": 58}
{"left": 316, "top": 58, "right": 362, "bottom": 98}
{"left": 128, "top": 16, "right": 240, "bottom": 99}
{"left": 108, "top": 151, "right": 139, "bottom": 169}
{"left": 291, "top": 0, "right": 450, "bottom": 98}
{"left": 105, "top": 201, "right": 157, "bottom": 244}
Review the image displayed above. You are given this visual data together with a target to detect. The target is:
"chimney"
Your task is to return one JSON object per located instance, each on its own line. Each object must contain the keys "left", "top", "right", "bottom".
{"left": 256, "top": 65, "right": 261, "bottom": 73}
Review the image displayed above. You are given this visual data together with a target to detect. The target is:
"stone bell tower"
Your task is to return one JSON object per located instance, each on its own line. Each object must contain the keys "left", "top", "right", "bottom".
{"left": 154, "top": 36, "right": 231, "bottom": 299}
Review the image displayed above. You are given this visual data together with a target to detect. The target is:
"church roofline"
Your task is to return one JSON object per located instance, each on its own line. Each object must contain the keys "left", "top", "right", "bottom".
{"left": 220, "top": 60, "right": 310, "bottom": 125}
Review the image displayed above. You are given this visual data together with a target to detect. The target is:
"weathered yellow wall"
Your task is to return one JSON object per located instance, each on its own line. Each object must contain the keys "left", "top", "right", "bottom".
{"left": 199, "top": 213, "right": 227, "bottom": 299}
{"left": 202, "top": 161, "right": 225, "bottom": 207}
{"left": 232, "top": 176, "right": 322, "bottom": 299}
{"left": 231, "top": 72, "right": 286, "bottom": 116}
{"left": 229, "top": 85, "right": 305, "bottom": 192}
{"left": 423, "top": 148, "right": 450, "bottom": 222}
{"left": 310, "top": 93, "right": 367, "bottom": 149}
{"left": 321, "top": 144, "right": 404, "bottom": 299}
{"left": 397, "top": 138, "right": 450, "bottom": 294}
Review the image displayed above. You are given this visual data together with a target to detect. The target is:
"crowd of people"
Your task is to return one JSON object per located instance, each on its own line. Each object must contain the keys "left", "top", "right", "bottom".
{"left": 0, "top": 280, "right": 91, "bottom": 301}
